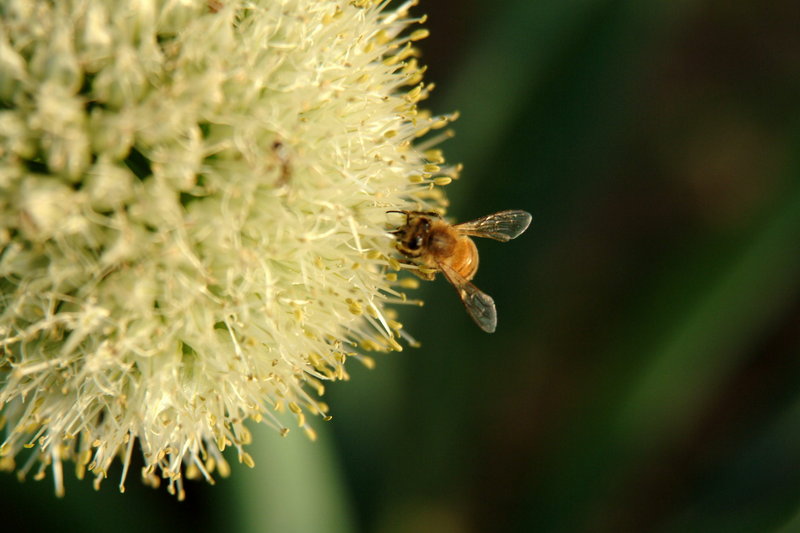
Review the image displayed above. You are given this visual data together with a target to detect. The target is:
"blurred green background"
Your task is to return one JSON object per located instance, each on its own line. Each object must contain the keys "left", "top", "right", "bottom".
{"left": 4, "top": 1, "right": 800, "bottom": 532}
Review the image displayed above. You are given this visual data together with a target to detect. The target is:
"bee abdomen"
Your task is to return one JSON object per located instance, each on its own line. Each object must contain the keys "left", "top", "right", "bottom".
{"left": 449, "top": 237, "right": 479, "bottom": 281}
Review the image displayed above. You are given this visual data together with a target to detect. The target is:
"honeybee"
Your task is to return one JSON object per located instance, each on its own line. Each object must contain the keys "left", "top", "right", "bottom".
{"left": 390, "top": 209, "right": 532, "bottom": 333}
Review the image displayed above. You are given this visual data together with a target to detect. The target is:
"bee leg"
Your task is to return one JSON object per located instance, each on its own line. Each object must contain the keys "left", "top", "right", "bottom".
{"left": 387, "top": 209, "right": 441, "bottom": 218}
{"left": 386, "top": 210, "right": 411, "bottom": 221}
{"left": 409, "top": 267, "right": 436, "bottom": 281}
{"left": 395, "top": 258, "right": 437, "bottom": 280}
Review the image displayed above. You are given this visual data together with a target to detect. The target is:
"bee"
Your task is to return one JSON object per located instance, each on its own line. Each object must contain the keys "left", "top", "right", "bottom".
{"left": 390, "top": 209, "right": 532, "bottom": 333}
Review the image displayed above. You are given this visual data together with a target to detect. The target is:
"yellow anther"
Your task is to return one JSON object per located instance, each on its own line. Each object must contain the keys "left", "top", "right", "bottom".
{"left": 347, "top": 299, "right": 363, "bottom": 315}
{"left": 424, "top": 149, "right": 444, "bottom": 163}
{"left": 0, "top": 456, "right": 15, "bottom": 471}
{"left": 406, "top": 86, "right": 423, "bottom": 103}
{"left": 399, "top": 277, "right": 420, "bottom": 289}
{"left": 385, "top": 43, "right": 416, "bottom": 66}
{"left": 240, "top": 452, "right": 255, "bottom": 468}
{"left": 410, "top": 29, "right": 429, "bottom": 41}
{"left": 405, "top": 71, "right": 425, "bottom": 86}
{"left": 217, "top": 458, "right": 231, "bottom": 477}
{"left": 304, "top": 426, "right": 318, "bottom": 441}
{"left": 322, "top": 7, "right": 342, "bottom": 24}
{"left": 374, "top": 29, "right": 391, "bottom": 45}
{"left": 360, "top": 340, "right": 379, "bottom": 351}
{"left": 388, "top": 338, "right": 403, "bottom": 351}
{"left": 308, "top": 352, "right": 322, "bottom": 368}
{"left": 79, "top": 449, "right": 92, "bottom": 465}
{"left": 185, "top": 464, "right": 200, "bottom": 480}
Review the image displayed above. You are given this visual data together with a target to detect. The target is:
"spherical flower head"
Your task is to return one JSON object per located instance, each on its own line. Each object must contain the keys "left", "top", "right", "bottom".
{"left": 0, "top": 0, "right": 457, "bottom": 498}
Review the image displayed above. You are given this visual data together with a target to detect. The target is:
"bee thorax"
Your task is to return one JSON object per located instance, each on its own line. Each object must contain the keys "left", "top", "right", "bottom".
{"left": 428, "top": 228, "right": 457, "bottom": 254}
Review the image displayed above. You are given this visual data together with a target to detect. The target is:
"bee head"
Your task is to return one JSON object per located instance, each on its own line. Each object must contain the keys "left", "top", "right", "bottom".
{"left": 389, "top": 211, "right": 436, "bottom": 258}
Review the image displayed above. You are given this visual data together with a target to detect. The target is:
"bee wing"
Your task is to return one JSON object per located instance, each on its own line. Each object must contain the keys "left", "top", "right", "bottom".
{"left": 454, "top": 210, "right": 532, "bottom": 242}
{"left": 438, "top": 261, "right": 497, "bottom": 333}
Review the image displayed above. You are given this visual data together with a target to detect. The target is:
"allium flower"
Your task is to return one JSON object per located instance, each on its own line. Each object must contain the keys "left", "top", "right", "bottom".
{"left": 0, "top": 0, "right": 457, "bottom": 498}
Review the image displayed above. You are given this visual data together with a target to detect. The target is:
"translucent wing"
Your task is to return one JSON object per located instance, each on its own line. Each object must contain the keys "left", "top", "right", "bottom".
{"left": 454, "top": 210, "right": 532, "bottom": 242}
{"left": 438, "top": 261, "right": 497, "bottom": 333}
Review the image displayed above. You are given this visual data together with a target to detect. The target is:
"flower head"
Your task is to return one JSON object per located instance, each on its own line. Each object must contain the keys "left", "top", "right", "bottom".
{"left": 0, "top": 0, "right": 456, "bottom": 498}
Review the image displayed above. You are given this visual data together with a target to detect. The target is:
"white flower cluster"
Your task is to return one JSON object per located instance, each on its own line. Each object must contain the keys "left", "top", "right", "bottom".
{"left": 0, "top": 0, "right": 457, "bottom": 498}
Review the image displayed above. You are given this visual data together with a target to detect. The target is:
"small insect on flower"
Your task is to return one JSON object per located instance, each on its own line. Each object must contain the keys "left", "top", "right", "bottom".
{"left": 390, "top": 210, "right": 532, "bottom": 333}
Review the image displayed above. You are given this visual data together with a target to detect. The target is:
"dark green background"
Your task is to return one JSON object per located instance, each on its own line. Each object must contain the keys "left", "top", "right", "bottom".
{"left": 4, "top": 1, "right": 800, "bottom": 532}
